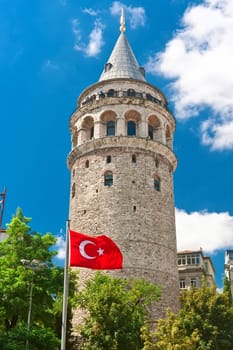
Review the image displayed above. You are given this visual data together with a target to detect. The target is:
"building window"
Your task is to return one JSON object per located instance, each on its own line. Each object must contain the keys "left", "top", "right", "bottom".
{"left": 178, "top": 255, "right": 186, "bottom": 265}
{"left": 155, "top": 159, "right": 159, "bottom": 168}
{"left": 90, "top": 126, "right": 94, "bottom": 139}
{"left": 187, "top": 254, "right": 200, "bottom": 265}
{"left": 148, "top": 125, "right": 154, "bottom": 140}
{"left": 132, "top": 154, "right": 136, "bottom": 163}
{"left": 107, "top": 89, "right": 115, "bottom": 97}
{"left": 127, "top": 121, "right": 136, "bottom": 136}
{"left": 127, "top": 88, "right": 135, "bottom": 97}
{"left": 72, "top": 183, "right": 76, "bottom": 198}
{"left": 104, "top": 62, "right": 112, "bottom": 72}
{"left": 106, "top": 155, "right": 111, "bottom": 163}
{"left": 154, "top": 176, "right": 160, "bottom": 191}
{"left": 190, "top": 277, "right": 197, "bottom": 288}
{"left": 104, "top": 172, "right": 113, "bottom": 186}
{"left": 107, "top": 120, "right": 115, "bottom": 136}
{"left": 179, "top": 279, "right": 186, "bottom": 289}
{"left": 178, "top": 254, "right": 200, "bottom": 266}
{"left": 85, "top": 160, "right": 89, "bottom": 168}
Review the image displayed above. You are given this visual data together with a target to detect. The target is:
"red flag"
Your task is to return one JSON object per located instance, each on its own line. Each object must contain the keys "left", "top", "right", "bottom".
{"left": 69, "top": 230, "right": 123, "bottom": 270}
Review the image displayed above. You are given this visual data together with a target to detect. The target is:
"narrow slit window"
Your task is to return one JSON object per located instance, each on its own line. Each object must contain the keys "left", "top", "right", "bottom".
{"left": 148, "top": 125, "right": 154, "bottom": 140}
{"left": 85, "top": 160, "right": 89, "bottom": 168}
{"left": 72, "top": 183, "right": 76, "bottom": 198}
{"left": 154, "top": 177, "right": 160, "bottom": 191}
{"left": 90, "top": 126, "right": 94, "bottom": 139}
{"left": 132, "top": 154, "right": 136, "bottom": 163}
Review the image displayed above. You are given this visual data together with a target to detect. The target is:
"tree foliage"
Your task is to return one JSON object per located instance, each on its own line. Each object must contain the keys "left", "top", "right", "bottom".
{"left": 0, "top": 208, "right": 76, "bottom": 350}
{"left": 153, "top": 284, "right": 233, "bottom": 350}
{"left": 75, "top": 272, "right": 161, "bottom": 350}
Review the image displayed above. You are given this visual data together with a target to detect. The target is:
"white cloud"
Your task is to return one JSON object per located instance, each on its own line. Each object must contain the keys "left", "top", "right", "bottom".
{"left": 145, "top": 0, "right": 233, "bottom": 150}
{"left": 55, "top": 208, "right": 233, "bottom": 259}
{"left": 72, "top": 18, "right": 104, "bottom": 57}
{"left": 42, "top": 59, "right": 60, "bottom": 71}
{"left": 176, "top": 208, "right": 233, "bottom": 253}
{"left": 55, "top": 235, "right": 66, "bottom": 259}
{"left": 110, "top": 1, "right": 146, "bottom": 29}
{"left": 82, "top": 8, "right": 98, "bottom": 17}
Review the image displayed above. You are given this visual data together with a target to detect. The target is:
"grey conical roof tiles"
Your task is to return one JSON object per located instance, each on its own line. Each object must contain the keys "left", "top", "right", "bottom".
{"left": 99, "top": 32, "right": 146, "bottom": 82}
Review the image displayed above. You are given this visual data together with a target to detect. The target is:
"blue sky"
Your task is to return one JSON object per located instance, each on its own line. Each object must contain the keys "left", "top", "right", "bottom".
{"left": 1, "top": 0, "right": 233, "bottom": 289}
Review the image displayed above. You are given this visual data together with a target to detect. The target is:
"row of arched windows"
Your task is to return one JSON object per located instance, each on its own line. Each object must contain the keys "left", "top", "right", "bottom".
{"left": 78, "top": 119, "right": 170, "bottom": 139}
{"left": 73, "top": 112, "right": 173, "bottom": 148}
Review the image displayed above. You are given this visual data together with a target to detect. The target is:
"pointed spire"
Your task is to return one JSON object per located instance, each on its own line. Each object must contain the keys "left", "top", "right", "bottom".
{"left": 99, "top": 9, "right": 146, "bottom": 82}
{"left": 120, "top": 7, "right": 126, "bottom": 33}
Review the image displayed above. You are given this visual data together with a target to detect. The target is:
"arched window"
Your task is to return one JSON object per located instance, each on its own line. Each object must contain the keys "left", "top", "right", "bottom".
{"left": 104, "top": 171, "right": 113, "bottom": 187}
{"left": 154, "top": 176, "right": 160, "bottom": 191}
{"left": 107, "top": 89, "right": 115, "bottom": 97}
{"left": 81, "top": 116, "right": 94, "bottom": 142}
{"left": 127, "top": 89, "right": 135, "bottom": 97}
{"left": 127, "top": 121, "right": 136, "bottom": 136}
{"left": 148, "top": 125, "right": 154, "bottom": 140}
{"left": 107, "top": 120, "right": 115, "bottom": 136}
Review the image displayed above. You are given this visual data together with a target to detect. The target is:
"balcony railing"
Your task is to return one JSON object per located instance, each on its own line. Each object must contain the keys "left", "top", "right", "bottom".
{"left": 80, "top": 89, "right": 167, "bottom": 109}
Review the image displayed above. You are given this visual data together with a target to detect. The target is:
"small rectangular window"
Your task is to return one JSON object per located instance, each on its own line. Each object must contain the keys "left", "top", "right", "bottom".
{"left": 179, "top": 279, "right": 186, "bottom": 289}
{"left": 106, "top": 155, "right": 111, "bottom": 163}
{"left": 132, "top": 154, "right": 136, "bottom": 163}
{"left": 190, "top": 277, "right": 197, "bottom": 288}
{"left": 104, "top": 173, "right": 113, "bottom": 186}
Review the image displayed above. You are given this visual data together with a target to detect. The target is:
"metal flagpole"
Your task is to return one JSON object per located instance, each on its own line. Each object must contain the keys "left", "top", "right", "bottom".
{"left": 61, "top": 220, "right": 70, "bottom": 350}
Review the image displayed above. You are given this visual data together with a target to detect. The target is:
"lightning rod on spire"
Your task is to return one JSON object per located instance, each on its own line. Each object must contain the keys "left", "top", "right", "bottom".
{"left": 120, "top": 7, "right": 126, "bottom": 33}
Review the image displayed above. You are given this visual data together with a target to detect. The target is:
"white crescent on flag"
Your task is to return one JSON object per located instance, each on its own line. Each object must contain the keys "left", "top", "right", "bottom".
{"left": 79, "top": 240, "right": 96, "bottom": 260}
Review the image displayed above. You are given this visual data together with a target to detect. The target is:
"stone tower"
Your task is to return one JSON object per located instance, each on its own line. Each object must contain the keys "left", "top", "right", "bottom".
{"left": 68, "top": 12, "right": 179, "bottom": 316}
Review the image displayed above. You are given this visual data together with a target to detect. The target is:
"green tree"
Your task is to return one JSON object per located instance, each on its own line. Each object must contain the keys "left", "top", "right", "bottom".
{"left": 223, "top": 276, "right": 232, "bottom": 303}
{"left": 153, "top": 284, "right": 233, "bottom": 350}
{"left": 0, "top": 208, "right": 76, "bottom": 349}
{"left": 75, "top": 272, "right": 161, "bottom": 350}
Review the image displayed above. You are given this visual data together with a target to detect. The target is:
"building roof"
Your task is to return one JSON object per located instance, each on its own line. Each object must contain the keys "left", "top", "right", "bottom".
{"left": 99, "top": 31, "right": 146, "bottom": 82}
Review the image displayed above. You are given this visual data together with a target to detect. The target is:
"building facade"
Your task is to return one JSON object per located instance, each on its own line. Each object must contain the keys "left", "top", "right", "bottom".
{"left": 178, "top": 249, "right": 215, "bottom": 290}
{"left": 68, "top": 13, "right": 179, "bottom": 318}
{"left": 224, "top": 250, "right": 233, "bottom": 296}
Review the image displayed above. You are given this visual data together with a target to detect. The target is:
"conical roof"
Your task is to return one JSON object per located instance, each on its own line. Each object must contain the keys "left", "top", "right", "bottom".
{"left": 99, "top": 32, "right": 146, "bottom": 82}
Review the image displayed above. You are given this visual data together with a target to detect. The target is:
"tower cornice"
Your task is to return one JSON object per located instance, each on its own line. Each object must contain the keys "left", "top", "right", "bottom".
{"left": 67, "top": 136, "right": 177, "bottom": 171}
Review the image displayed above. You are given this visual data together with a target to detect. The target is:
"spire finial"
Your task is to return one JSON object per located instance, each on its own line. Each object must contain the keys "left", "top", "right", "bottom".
{"left": 120, "top": 7, "right": 126, "bottom": 33}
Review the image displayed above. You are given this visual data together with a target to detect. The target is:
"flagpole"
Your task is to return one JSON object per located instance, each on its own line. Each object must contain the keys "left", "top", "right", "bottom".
{"left": 61, "top": 220, "right": 70, "bottom": 350}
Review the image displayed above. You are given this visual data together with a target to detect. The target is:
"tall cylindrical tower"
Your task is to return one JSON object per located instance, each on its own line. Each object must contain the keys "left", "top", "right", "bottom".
{"left": 68, "top": 15, "right": 179, "bottom": 317}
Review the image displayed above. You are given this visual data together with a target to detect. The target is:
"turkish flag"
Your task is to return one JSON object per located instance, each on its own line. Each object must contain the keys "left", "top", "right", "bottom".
{"left": 69, "top": 230, "right": 123, "bottom": 270}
